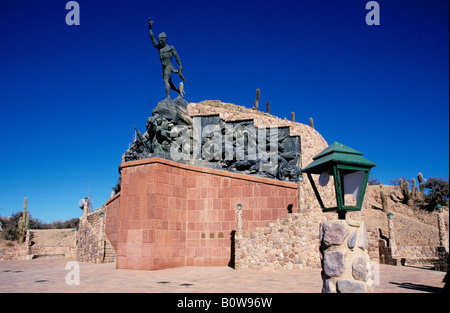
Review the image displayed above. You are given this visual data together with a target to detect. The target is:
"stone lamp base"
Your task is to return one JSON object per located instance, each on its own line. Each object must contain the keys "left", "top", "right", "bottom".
{"left": 320, "top": 219, "right": 374, "bottom": 293}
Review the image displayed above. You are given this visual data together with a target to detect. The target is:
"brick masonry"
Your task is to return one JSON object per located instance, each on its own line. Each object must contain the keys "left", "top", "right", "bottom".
{"left": 106, "top": 157, "right": 299, "bottom": 270}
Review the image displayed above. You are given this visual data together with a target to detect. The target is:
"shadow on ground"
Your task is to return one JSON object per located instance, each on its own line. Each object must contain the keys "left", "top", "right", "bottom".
{"left": 389, "top": 282, "right": 443, "bottom": 293}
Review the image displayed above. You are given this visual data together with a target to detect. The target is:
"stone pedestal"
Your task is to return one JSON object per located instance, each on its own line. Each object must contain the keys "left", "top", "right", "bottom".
{"left": 320, "top": 220, "right": 374, "bottom": 293}
{"left": 152, "top": 96, "right": 192, "bottom": 126}
{"left": 236, "top": 207, "right": 243, "bottom": 238}
{"left": 437, "top": 211, "right": 449, "bottom": 251}
{"left": 387, "top": 216, "right": 397, "bottom": 256}
{"left": 105, "top": 157, "right": 298, "bottom": 270}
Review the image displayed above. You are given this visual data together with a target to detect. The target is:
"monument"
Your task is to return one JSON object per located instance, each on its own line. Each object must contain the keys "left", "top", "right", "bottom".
{"left": 113, "top": 19, "right": 302, "bottom": 195}
{"left": 114, "top": 20, "right": 302, "bottom": 192}
{"left": 105, "top": 18, "right": 328, "bottom": 271}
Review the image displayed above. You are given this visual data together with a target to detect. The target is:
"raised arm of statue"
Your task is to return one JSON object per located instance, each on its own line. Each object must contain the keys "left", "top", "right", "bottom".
{"left": 148, "top": 18, "right": 158, "bottom": 48}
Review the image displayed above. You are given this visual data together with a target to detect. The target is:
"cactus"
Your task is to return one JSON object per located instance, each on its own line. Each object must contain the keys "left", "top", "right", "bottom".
{"left": 413, "top": 186, "right": 419, "bottom": 198}
{"left": 417, "top": 172, "right": 424, "bottom": 194}
{"left": 18, "top": 197, "right": 29, "bottom": 244}
{"left": 398, "top": 178, "right": 403, "bottom": 188}
{"left": 379, "top": 184, "right": 388, "bottom": 212}
{"left": 266, "top": 102, "right": 270, "bottom": 114}
{"left": 417, "top": 172, "right": 423, "bottom": 183}
{"left": 309, "top": 117, "right": 314, "bottom": 129}
{"left": 179, "top": 82, "right": 184, "bottom": 98}
{"left": 291, "top": 112, "right": 295, "bottom": 122}
{"left": 254, "top": 89, "right": 260, "bottom": 111}
{"left": 401, "top": 180, "right": 412, "bottom": 205}
{"left": 411, "top": 178, "right": 416, "bottom": 197}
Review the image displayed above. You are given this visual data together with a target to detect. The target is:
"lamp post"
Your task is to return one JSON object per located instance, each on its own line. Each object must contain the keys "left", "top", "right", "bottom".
{"left": 236, "top": 203, "right": 243, "bottom": 238}
{"left": 301, "top": 142, "right": 376, "bottom": 219}
{"left": 387, "top": 212, "right": 397, "bottom": 256}
{"left": 302, "top": 142, "right": 376, "bottom": 293}
{"left": 83, "top": 196, "right": 89, "bottom": 215}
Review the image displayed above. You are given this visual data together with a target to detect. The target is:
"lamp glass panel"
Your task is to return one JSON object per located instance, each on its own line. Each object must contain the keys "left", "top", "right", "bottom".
{"left": 343, "top": 170, "right": 365, "bottom": 206}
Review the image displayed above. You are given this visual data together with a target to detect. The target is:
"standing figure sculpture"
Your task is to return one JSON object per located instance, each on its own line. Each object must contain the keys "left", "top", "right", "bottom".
{"left": 148, "top": 18, "right": 186, "bottom": 100}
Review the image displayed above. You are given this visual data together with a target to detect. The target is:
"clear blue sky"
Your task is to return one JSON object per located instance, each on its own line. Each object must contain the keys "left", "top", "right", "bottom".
{"left": 0, "top": 0, "right": 448, "bottom": 223}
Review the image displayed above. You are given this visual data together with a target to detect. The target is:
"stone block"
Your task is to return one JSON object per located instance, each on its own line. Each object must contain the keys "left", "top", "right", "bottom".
{"left": 347, "top": 231, "right": 357, "bottom": 250}
{"left": 323, "top": 249, "right": 346, "bottom": 277}
{"left": 352, "top": 256, "right": 370, "bottom": 282}
{"left": 336, "top": 280, "right": 367, "bottom": 293}
{"left": 323, "top": 221, "right": 349, "bottom": 246}
{"left": 357, "top": 222, "right": 367, "bottom": 251}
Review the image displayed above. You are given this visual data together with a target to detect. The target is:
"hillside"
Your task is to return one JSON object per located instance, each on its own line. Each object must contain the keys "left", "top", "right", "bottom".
{"left": 189, "top": 100, "right": 449, "bottom": 248}
{"left": 365, "top": 184, "right": 449, "bottom": 247}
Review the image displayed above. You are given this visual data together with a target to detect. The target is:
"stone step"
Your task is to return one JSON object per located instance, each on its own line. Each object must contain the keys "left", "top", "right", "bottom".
{"left": 102, "top": 240, "right": 116, "bottom": 263}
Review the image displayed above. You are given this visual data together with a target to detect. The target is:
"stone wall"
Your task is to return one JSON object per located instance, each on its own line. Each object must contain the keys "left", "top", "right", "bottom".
{"left": 1, "top": 214, "right": 116, "bottom": 263}
{"left": 1, "top": 229, "right": 77, "bottom": 261}
{"left": 235, "top": 203, "right": 374, "bottom": 270}
{"left": 396, "top": 245, "right": 441, "bottom": 261}
{"left": 0, "top": 242, "right": 29, "bottom": 261}
{"left": 378, "top": 240, "right": 398, "bottom": 266}
{"left": 105, "top": 157, "right": 299, "bottom": 270}
{"left": 77, "top": 207, "right": 116, "bottom": 263}
{"left": 235, "top": 213, "right": 321, "bottom": 270}
{"left": 378, "top": 239, "right": 449, "bottom": 271}
{"left": 366, "top": 227, "right": 380, "bottom": 262}
{"left": 435, "top": 247, "right": 449, "bottom": 272}
{"left": 28, "top": 229, "right": 77, "bottom": 258}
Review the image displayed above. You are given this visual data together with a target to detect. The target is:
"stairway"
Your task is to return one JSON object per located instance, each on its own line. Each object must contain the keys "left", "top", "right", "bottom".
{"left": 103, "top": 238, "right": 116, "bottom": 263}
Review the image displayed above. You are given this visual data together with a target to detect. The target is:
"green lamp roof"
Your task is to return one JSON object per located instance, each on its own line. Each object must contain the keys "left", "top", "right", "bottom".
{"left": 302, "top": 142, "right": 376, "bottom": 174}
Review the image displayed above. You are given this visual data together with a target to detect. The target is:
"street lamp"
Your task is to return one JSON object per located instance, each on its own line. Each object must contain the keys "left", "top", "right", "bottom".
{"left": 237, "top": 203, "right": 242, "bottom": 211}
{"left": 435, "top": 204, "right": 443, "bottom": 213}
{"left": 387, "top": 212, "right": 393, "bottom": 220}
{"left": 301, "top": 142, "right": 376, "bottom": 219}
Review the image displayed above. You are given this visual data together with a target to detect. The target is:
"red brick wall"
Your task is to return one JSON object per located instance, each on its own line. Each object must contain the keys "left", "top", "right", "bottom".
{"left": 105, "top": 193, "right": 120, "bottom": 253}
{"left": 106, "top": 157, "right": 298, "bottom": 270}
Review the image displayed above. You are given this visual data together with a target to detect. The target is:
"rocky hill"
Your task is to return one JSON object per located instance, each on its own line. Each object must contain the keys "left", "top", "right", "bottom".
{"left": 365, "top": 184, "right": 449, "bottom": 247}
{"left": 190, "top": 100, "right": 449, "bottom": 248}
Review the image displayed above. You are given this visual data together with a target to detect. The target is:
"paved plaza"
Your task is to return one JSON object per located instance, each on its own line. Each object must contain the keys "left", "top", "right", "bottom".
{"left": 0, "top": 257, "right": 446, "bottom": 293}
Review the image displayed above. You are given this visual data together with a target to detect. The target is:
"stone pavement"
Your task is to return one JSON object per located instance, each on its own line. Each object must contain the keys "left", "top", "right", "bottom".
{"left": 0, "top": 257, "right": 446, "bottom": 293}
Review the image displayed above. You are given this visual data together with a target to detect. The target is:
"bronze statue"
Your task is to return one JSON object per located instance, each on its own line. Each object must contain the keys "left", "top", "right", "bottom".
{"left": 148, "top": 18, "right": 186, "bottom": 100}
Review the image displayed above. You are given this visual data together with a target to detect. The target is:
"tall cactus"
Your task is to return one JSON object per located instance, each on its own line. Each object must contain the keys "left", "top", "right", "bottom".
{"left": 398, "top": 178, "right": 403, "bottom": 189}
{"left": 266, "top": 102, "right": 270, "bottom": 114}
{"left": 417, "top": 172, "right": 424, "bottom": 195}
{"left": 18, "top": 197, "right": 30, "bottom": 244}
{"left": 309, "top": 117, "right": 314, "bottom": 129}
{"left": 411, "top": 178, "right": 416, "bottom": 198}
{"left": 413, "top": 186, "right": 419, "bottom": 199}
{"left": 401, "top": 180, "right": 412, "bottom": 206}
{"left": 254, "top": 89, "right": 260, "bottom": 111}
{"left": 291, "top": 112, "right": 295, "bottom": 122}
